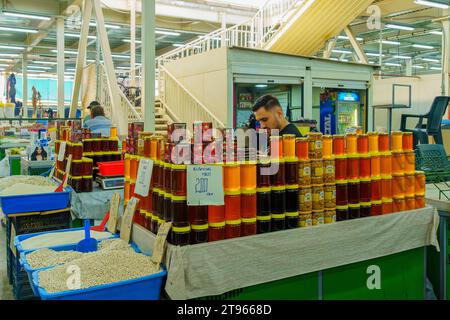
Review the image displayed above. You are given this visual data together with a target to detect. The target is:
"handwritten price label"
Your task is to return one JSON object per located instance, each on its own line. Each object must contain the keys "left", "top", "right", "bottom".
{"left": 187, "top": 165, "right": 224, "bottom": 206}
{"left": 135, "top": 158, "right": 153, "bottom": 197}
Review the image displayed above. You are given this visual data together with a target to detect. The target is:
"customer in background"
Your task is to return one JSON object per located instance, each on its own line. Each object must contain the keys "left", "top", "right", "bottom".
{"left": 252, "top": 94, "right": 303, "bottom": 138}
{"left": 83, "top": 100, "right": 101, "bottom": 122}
{"left": 83, "top": 105, "right": 112, "bottom": 137}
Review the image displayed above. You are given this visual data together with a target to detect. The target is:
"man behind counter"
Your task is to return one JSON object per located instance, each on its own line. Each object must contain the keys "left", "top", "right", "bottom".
{"left": 252, "top": 94, "right": 303, "bottom": 138}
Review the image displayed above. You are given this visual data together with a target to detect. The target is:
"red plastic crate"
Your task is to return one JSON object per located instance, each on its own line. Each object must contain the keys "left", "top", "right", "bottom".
{"left": 98, "top": 161, "right": 124, "bottom": 176}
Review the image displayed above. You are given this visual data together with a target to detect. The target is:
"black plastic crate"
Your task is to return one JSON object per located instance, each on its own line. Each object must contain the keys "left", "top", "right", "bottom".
{"left": 7, "top": 210, "right": 71, "bottom": 235}
{"left": 13, "top": 277, "right": 35, "bottom": 300}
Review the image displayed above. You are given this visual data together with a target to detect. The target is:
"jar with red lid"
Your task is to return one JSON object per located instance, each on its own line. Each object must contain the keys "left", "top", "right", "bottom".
{"left": 335, "top": 155, "right": 347, "bottom": 180}
{"left": 225, "top": 190, "right": 241, "bottom": 221}
{"left": 241, "top": 218, "right": 257, "bottom": 236}
{"left": 209, "top": 222, "right": 225, "bottom": 242}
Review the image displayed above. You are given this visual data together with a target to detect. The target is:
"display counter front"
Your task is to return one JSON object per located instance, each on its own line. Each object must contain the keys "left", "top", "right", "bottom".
{"left": 131, "top": 206, "right": 438, "bottom": 300}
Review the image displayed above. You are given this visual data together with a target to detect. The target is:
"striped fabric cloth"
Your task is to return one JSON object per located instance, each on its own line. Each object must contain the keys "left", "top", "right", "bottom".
{"left": 83, "top": 116, "right": 112, "bottom": 137}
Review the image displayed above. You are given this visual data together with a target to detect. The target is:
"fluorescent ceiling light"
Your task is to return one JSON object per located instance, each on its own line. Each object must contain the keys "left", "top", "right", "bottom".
{"left": 67, "top": 68, "right": 76, "bottom": 72}
{"left": 430, "top": 30, "right": 443, "bottom": 35}
{"left": 366, "top": 52, "right": 385, "bottom": 57}
{"left": 65, "top": 33, "right": 96, "bottom": 40}
{"left": 33, "top": 61, "right": 57, "bottom": 65}
{"left": 122, "top": 39, "right": 142, "bottom": 44}
{"left": 384, "top": 63, "right": 402, "bottom": 66}
{"left": 111, "top": 54, "right": 130, "bottom": 59}
{"left": 422, "top": 58, "right": 440, "bottom": 62}
{"left": 0, "top": 26, "right": 38, "bottom": 33}
{"left": 338, "top": 35, "right": 363, "bottom": 41}
{"left": 51, "top": 49, "right": 77, "bottom": 55}
{"left": 0, "top": 58, "right": 12, "bottom": 62}
{"left": 3, "top": 11, "right": 51, "bottom": 21}
{"left": 332, "top": 49, "right": 352, "bottom": 54}
{"left": 0, "top": 45, "right": 24, "bottom": 50}
{"left": 414, "top": 0, "right": 449, "bottom": 9}
{"left": 116, "top": 66, "right": 130, "bottom": 69}
{"left": 255, "top": 84, "right": 268, "bottom": 88}
{"left": 380, "top": 40, "right": 401, "bottom": 45}
{"left": 28, "top": 65, "right": 52, "bottom": 70}
{"left": 155, "top": 30, "right": 181, "bottom": 36}
{"left": 173, "top": 44, "right": 184, "bottom": 47}
{"left": 330, "top": 58, "right": 338, "bottom": 61}
{"left": 340, "top": 59, "right": 349, "bottom": 62}
{"left": 393, "top": 55, "right": 412, "bottom": 59}
{"left": 369, "top": 61, "right": 375, "bottom": 64}
{"left": 89, "top": 22, "right": 120, "bottom": 29}
{"left": 0, "top": 64, "right": 9, "bottom": 67}
{"left": 430, "top": 67, "right": 442, "bottom": 70}
{"left": 386, "top": 24, "right": 415, "bottom": 31}
{"left": 0, "top": 53, "right": 18, "bottom": 57}
{"left": 412, "top": 65, "right": 425, "bottom": 69}
{"left": 412, "top": 44, "right": 434, "bottom": 49}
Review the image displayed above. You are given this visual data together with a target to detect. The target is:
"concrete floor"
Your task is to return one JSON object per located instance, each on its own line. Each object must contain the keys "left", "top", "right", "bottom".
{"left": 0, "top": 221, "right": 14, "bottom": 300}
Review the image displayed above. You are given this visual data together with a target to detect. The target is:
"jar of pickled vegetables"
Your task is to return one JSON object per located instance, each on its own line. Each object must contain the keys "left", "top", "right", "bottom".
{"left": 307, "top": 132, "right": 323, "bottom": 159}
{"left": 299, "top": 212, "right": 313, "bottom": 228}
{"left": 323, "top": 158, "right": 335, "bottom": 184}
{"left": 311, "top": 159, "right": 324, "bottom": 185}
{"left": 324, "top": 210, "right": 336, "bottom": 224}
{"left": 324, "top": 183, "right": 336, "bottom": 209}
{"left": 312, "top": 210, "right": 324, "bottom": 226}
{"left": 312, "top": 184, "right": 324, "bottom": 211}
{"left": 298, "top": 160, "right": 311, "bottom": 185}
{"left": 299, "top": 186, "right": 312, "bottom": 212}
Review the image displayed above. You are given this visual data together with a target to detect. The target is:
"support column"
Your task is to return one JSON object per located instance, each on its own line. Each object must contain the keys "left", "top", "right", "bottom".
{"left": 130, "top": 0, "right": 136, "bottom": 88}
{"left": 56, "top": 16, "right": 65, "bottom": 117}
{"left": 142, "top": 0, "right": 155, "bottom": 132}
{"left": 304, "top": 67, "right": 313, "bottom": 119}
{"left": 322, "top": 38, "right": 336, "bottom": 59}
{"left": 22, "top": 53, "right": 28, "bottom": 113}
{"left": 442, "top": 13, "right": 449, "bottom": 96}
{"left": 344, "top": 26, "right": 368, "bottom": 64}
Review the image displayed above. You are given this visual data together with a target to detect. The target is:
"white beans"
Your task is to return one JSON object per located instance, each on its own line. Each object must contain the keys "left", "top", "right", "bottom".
{"left": 0, "top": 176, "right": 55, "bottom": 191}
{"left": 20, "top": 230, "right": 113, "bottom": 250}
{"left": 26, "top": 248, "right": 83, "bottom": 269}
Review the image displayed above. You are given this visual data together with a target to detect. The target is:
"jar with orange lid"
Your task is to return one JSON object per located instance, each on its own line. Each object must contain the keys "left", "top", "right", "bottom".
{"left": 402, "top": 132, "right": 413, "bottom": 151}
{"left": 306, "top": 132, "right": 323, "bottom": 159}
{"left": 240, "top": 161, "right": 257, "bottom": 190}
{"left": 270, "top": 136, "right": 283, "bottom": 159}
{"left": 130, "top": 155, "right": 139, "bottom": 181}
{"left": 382, "top": 199, "right": 393, "bottom": 215}
{"left": 299, "top": 186, "right": 312, "bottom": 212}
{"left": 285, "top": 212, "right": 299, "bottom": 229}
{"left": 405, "top": 196, "right": 415, "bottom": 211}
{"left": 312, "top": 210, "right": 324, "bottom": 226}
{"left": 360, "top": 202, "right": 372, "bottom": 217}
{"left": 335, "top": 155, "right": 347, "bottom": 181}
{"left": 360, "top": 178, "right": 371, "bottom": 203}
{"left": 324, "top": 184, "right": 336, "bottom": 209}
{"left": 348, "top": 203, "right": 361, "bottom": 220}
{"left": 371, "top": 200, "right": 382, "bottom": 216}
{"left": 392, "top": 174, "right": 405, "bottom": 198}
{"left": 299, "top": 212, "right": 313, "bottom": 228}
{"left": 404, "top": 151, "right": 415, "bottom": 174}
{"left": 371, "top": 177, "right": 382, "bottom": 201}
{"left": 282, "top": 134, "right": 296, "bottom": 159}
{"left": 324, "top": 210, "right": 336, "bottom": 224}
{"left": 225, "top": 190, "right": 241, "bottom": 221}
{"left": 347, "top": 155, "right": 360, "bottom": 179}
{"left": 346, "top": 133, "right": 358, "bottom": 154}
{"left": 380, "top": 152, "right": 392, "bottom": 176}
{"left": 336, "top": 205, "right": 349, "bottom": 221}
{"left": 312, "top": 184, "right": 324, "bottom": 211}
{"left": 381, "top": 176, "right": 392, "bottom": 200}
{"left": 391, "top": 131, "right": 403, "bottom": 151}
{"left": 359, "top": 154, "right": 371, "bottom": 178}
{"left": 285, "top": 160, "right": 299, "bottom": 185}
{"left": 257, "top": 159, "right": 272, "bottom": 187}
{"left": 370, "top": 153, "right": 381, "bottom": 177}
{"left": 296, "top": 138, "right": 309, "bottom": 160}
{"left": 322, "top": 135, "right": 333, "bottom": 159}
{"left": 415, "top": 194, "right": 425, "bottom": 209}
{"left": 393, "top": 197, "right": 406, "bottom": 212}
{"left": 311, "top": 159, "right": 324, "bottom": 185}
{"left": 298, "top": 160, "right": 311, "bottom": 185}
{"left": 271, "top": 159, "right": 286, "bottom": 186}
{"left": 357, "top": 134, "right": 369, "bottom": 154}
{"left": 378, "top": 133, "right": 390, "bottom": 152}
{"left": 368, "top": 132, "right": 379, "bottom": 153}
{"left": 415, "top": 171, "right": 426, "bottom": 194}
{"left": 336, "top": 180, "right": 348, "bottom": 206}
{"left": 392, "top": 151, "right": 405, "bottom": 174}
{"left": 333, "top": 135, "right": 346, "bottom": 155}
{"left": 223, "top": 162, "right": 241, "bottom": 191}
{"left": 404, "top": 174, "right": 415, "bottom": 196}
{"left": 124, "top": 179, "right": 131, "bottom": 201}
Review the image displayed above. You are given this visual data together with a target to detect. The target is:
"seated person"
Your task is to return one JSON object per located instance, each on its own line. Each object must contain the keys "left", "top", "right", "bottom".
{"left": 83, "top": 105, "right": 112, "bottom": 137}
{"left": 84, "top": 100, "right": 101, "bottom": 122}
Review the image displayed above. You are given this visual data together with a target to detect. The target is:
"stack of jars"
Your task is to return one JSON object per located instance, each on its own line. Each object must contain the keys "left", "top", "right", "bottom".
{"left": 82, "top": 137, "right": 121, "bottom": 176}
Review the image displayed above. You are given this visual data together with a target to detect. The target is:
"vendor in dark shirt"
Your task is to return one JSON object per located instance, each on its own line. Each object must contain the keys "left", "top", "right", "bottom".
{"left": 252, "top": 94, "right": 303, "bottom": 138}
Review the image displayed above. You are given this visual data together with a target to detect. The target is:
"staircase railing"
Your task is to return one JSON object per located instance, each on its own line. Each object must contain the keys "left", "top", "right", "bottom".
{"left": 159, "top": 65, "right": 225, "bottom": 129}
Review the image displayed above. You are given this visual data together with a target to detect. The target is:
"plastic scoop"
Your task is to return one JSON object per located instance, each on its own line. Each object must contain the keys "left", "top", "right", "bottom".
{"left": 91, "top": 211, "right": 110, "bottom": 232}
{"left": 76, "top": 220, "right": 98, "bottom": 253}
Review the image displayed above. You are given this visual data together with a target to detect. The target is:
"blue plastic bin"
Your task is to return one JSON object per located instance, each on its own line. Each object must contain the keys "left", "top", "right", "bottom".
{"left": 0, "top": 189, "right": 71, "bottom": 215}
{"left": 31, "top": 245, "right": 166, "bottom": 300}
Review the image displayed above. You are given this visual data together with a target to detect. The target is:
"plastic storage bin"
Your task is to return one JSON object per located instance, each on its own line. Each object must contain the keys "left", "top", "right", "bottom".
{"left": 98, "top": 160, "right": 124, "bottom": 176}
{"left": 0, "top": 188, "right": 71, "bottom": 214}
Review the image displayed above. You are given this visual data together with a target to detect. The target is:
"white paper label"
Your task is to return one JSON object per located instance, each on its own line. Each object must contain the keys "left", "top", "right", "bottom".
{"left": 135, "top": 158, "right": 153, "bottom": 197}
{"left": 57, "top": 142, "right": 66, "bottom": 161}
{"left": 187, "top": 165, "right": 224, "bottom": 206}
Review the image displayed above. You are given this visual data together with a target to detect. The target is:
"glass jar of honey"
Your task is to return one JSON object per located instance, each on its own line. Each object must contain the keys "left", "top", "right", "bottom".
{"left": 335, "top": 155, "right": 347, "bottom": 181}
{"left": 285, "top": 160, "right": 299, "bottom": 185}
{"left": 225, "top": 220, "right": 241, "bottom": 239}
{"left": 257, "top": 215, "right": 271, "bottom": 233}
{"left": 336, "top": 205, "right": 349, "bottom": 221}
{"left": 241, "top": 218, "right": 258, "bottom": 236}
{"left": 404, "top": 174, "right": 415, "bottom": 196}
{"left": 83, "top": 139, "right": 93, "bottom": 153}
{"left": 336, "top": 180, "right": 348, "bottom": 206}
{"left": 360, "top": 202, "right": 371, "bottom": 217}
{"left": 323, "top": 135, "right": 333, "bottom": 159}
{"left": 209, "top": 222, "right": 225, "bottom": 242}
{"left": 359, "top": 154, "right": 371, "bottom": 178}
{"left": 225, "top": 190, "right": 241, "bottom": 221}
{"left": 271, "top": 186, "right": 286, "bottom": 215}
{"left": 348, "top": 179, "right": 360, "bottom": 204}
{"left": 271, "top": 213, "right": 286, "bottom": 232}
{"left": 378, "top": 133, "right": 390, "bottom": 152}
{"left": 296, "top": 138, "right": 309, "bottom": 160}
{"left": 380, "top": 152, "right": 392, "bottom": 176}
{"left": 285, "top": 212, "right": 299, "bottom": 229}
{"left": 381, "top": 176, "right": 392, "bottom": 201}
{"left": 307, "top": 132, "right": 323, "bottom": 159}
{"left": 415, "top": 171, "right": 426, "bottom": 195}
{"left": 82, "top": 176, "right": 93, "bottom": 193}
{"left": 190, "top": 224, "right": 208, "bottom": 244}
{"left": 171, "top": 226, "right": 191, "bottom": 246}
{"left": 241, "top": 161, "right": 257, "bottom": 190}
{"left": 171, "top": 195, "right": 188, "bottom": 227}
{"left": 415, "top": 194, "right": 425, "bottom": 209}
{"left": 81, "top": 158, "right": 93, "bottom": 176}
{"left": 392, "top": 174, "right": 405, "bottom": 198}
{"left": 71, "top": 176, "right": 82, "bottom": 193}
{"left": 357, "top": 134, "right": 369, "bottom": 154}
{"left": 257, "top": 187, "right": 271, "bottom": 215}
{"left": 282, "top": 134, "right": 296, "bottom": 159}
{"left": 71, "top": 160, "right": 83, "bottom": 177}
{"left": 382, "top": 199, "right": 393, "bottom": 215}
{"left": 391, "top": 131, "right": 403, "bottom": 151}
{"left": 368, "top": 132, "right": 379, "bottom": 153}
{"left": 333, "top": 135, "right": 346, "bottom": 155}
{"left": 392, "top": 151, "right": 405, "bottom": 174}
{"left": 346, "top": 133, "right": 358, "bottom": 155}
{"left": 298, "top": 160, "right": 311, "bottom": 185}
{"left": 370, "top": 200, "right": 382, "bottom": 216}
{"left": 257, "top": 159, "right": 272, "bottom": 187}
{"left": 224, "top": 162, "right": 241, "bottom": 191}
{"left": 171, "top": 164, "right": 187, "bottom": 196}
{"left": 360, "top": 178, "right": 371, "bottom": 203}
{"left": 270, "top": 159, "right": 286, "bottom": 186}
{"left": 371, "top": 177, "right": 382, "bottom": 201}
{"left": 92, "top": 139, "right": 101, "bottom": 153}
{"left": 405, "top": 196, "right": 415, "bottom": 211}
{"left": 347, "top": 155, "right": 360, "bottom": 180}
{"left": 72, "top": 143, "right": 83, "bottom": 160}
{"left": 404, "top": 151, "right": 415, "bottom": 174}
{"left": 348, "top": 203, "right": 361, "bottom": 220}
{"left": 285, "top": 185, "right": 299, "bottom": 213}
{"left": 241, "top": 190, "right": 257, "bottom": 219}
{"left": 393, "top": 197, "right": 406, "bottom": 213}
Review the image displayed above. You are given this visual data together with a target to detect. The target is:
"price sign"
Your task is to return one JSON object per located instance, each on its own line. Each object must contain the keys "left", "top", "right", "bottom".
{"left": 106, "top": 192, "right": 121, "bottom": 234}
{"left": 135, "top": 158, "right": 153, "bottom": 197}
{"left": 120, "top": 197, "right": 138, "bottom": 243}
{"left": 57, "top": 142, "right": 66, "bottom": 161}
{"left": 152, "top": 222, "right": 172, "bottom": 272}
{"left": 187, "top": 165, "right": 224, "bottom": 206}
